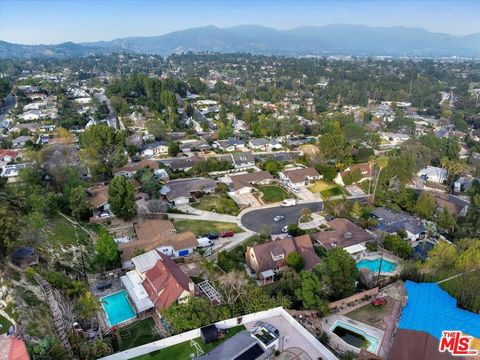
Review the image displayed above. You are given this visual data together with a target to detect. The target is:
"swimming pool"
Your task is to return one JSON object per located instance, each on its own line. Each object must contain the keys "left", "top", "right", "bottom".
{"left": 101, "top": 290, "right": 136, "bottom": 327}
{"left": 356, "top": 258, "right": 396, "bottom": 273}
{"left": 331, "top": 321, "right": 380, "bottom": 353}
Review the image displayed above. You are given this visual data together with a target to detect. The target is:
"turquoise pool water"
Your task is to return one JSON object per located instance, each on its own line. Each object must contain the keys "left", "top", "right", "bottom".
{"left": 101, "top": 290, "right": 136, "bottom": 327}
{"left": 331, "top": 321, "right": 380, "bottom": 353}
{"left": 356, "top": 258, "right": 397, "bottom": 273}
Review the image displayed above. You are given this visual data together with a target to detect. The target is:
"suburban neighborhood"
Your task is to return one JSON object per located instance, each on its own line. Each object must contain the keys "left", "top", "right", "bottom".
{"left": 1, "top": 3, "right": 480, "bottom": 360}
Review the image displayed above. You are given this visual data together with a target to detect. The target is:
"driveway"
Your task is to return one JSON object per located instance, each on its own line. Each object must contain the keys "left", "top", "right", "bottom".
{"left": 241, "top": 202, "right": 324, "bottom": 233}
{"left": 295, "top": 186, "right": 320, "bottom": 201}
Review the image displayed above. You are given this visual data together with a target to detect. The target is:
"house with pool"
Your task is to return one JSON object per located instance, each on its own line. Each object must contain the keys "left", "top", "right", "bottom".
{"left": 101, "top": 249, "right": 195, "bottom": 327}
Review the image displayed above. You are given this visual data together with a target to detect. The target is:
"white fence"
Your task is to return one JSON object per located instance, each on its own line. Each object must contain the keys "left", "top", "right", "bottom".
{"left": 99, "top": 307, "right": 338, "bottom": 360}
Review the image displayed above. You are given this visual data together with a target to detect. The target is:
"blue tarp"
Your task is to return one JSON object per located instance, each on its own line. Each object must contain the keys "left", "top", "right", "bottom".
{"left": 398, "top": 281, "right": 480, "bottom": 339}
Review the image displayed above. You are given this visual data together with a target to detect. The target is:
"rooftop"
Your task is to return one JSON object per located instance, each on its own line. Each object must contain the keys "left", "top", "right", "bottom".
{"left": 313, "top": 218, "right": 373, "bottom": 250}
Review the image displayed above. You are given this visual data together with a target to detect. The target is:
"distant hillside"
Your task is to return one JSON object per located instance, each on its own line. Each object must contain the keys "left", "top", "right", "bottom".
{"left": 1, "top": 24, "right": 480, "bottom": 58}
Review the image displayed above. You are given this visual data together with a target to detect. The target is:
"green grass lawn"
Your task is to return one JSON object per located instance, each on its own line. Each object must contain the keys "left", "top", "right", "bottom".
{"left": 0, "top": 314, "right": 13, "bottom": 334}
{"left": 257, "top": 185, "right": 290, "bottom": 203}
{"left": 133, "top": 325, "right": 246, "bottom": 360}
{"left": 320, "top": 186, "right": 346, "bottom": 198}
{"left": 308, "top": 181, "right": 346, "bottom": 198}
{"left": 173, "top": 220, "right": 242, "bottom": 236}
{"left": 192, "top": 195, "right": 239, "bottom": 215}
{"left": 112, "top": 317, "right": 161, "bottom": 352}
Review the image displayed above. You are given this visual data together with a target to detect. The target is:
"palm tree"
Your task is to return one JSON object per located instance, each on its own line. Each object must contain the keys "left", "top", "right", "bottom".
{"left": 371, "top": 156, "right": 388, "bottom": 205}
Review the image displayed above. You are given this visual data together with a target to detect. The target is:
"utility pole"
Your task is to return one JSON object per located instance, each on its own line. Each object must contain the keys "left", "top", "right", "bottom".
{"left": 376, "top": 251, "right": 384, "bottom": 287}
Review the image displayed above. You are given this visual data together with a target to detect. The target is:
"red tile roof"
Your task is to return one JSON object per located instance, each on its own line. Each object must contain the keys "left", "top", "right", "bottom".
{"left": 142, "top": 252, "right": 192, "bottom": 310}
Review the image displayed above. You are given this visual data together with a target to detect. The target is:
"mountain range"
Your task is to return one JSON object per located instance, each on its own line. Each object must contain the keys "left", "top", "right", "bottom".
{"left": 1, "top": 24, "right": 480, "bottom": 58}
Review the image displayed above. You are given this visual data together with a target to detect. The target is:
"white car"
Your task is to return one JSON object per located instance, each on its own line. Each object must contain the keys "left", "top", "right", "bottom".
{"left": 274, "top": 215, "right": 285, "bottom": 222}
{"left": 282, "top": 225, "right": 289, "bottom": 233}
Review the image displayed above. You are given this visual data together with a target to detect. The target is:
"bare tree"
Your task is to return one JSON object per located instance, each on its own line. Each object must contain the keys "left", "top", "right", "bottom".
{"left": 217, "top": 271, "right": 249, "bottom": 306}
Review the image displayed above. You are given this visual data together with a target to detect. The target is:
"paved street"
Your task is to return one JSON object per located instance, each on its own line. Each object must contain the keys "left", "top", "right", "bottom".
{"left": 240, "top": 202, "right": 324, "bottom": 233}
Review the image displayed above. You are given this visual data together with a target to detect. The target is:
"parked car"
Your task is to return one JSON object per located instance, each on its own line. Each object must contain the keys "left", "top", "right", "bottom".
{"left": 95, "top": 281, "right": 112, "bottom": 291}
{"left": 219, "top": 230, "right": 234, "bottom": 237}
{"left": 197, "top": 237, "right": 214, "bottom": 248}
{"left": 281, "top": 199, "right": 296, "bottom": 207}
{"left": 274, "top": 215, "right": 285, "bottom": 222}
{"left": 282, "top": 225, "right": 289, "bottom": 233}
{"left": 202, "top": 232, "right": 219, "bottom": 240}
{"left": 98, "top": 212, "right": 110, "bottom": 218}
{"left": 371, "top": 297, "right": 387, "bottom": 306}
{"left": 325, "top": 215, "right": 335, "bottom": 221}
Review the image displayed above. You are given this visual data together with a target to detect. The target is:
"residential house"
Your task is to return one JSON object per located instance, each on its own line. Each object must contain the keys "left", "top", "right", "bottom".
{"left": 0, "top": 149, "right": 20, "bottom": 163}
{"left": 112, "top": 159, "right": 161, "bottom": 178}
{"left": 160, "top": 177, "right": 216, "bottom": 205}
{"left": 434, "top": 195, "right": 468, "bottom": 219}
{"left": 334, "top": 162, "right": 373, "bottom": 186}
{"left": 213, "top": 138, "right": 246, "bottom": 152}
{"left": 279, "top": 167, "right": 322, "bottom": 189}
{"left": 418, "top": 166, "right": 447, "bottom": 184}
{"left": 86, "top": 184, "right": 110, "bottom": 213}
{"left": 230, "top": 151, "right": 255, "bottom": 170}
{"left": 228, "top": 171, "right": 274, "bottom": 194}
{"left": 180, "top": 139, "right": 211, "bottom": 154}
{"left": 1, "top": 163, "right": 31, "bottom": 179}
{"left": 140, "top": 141, "right": 169, "bottom": 158}
{"left": 379, "top": 132, "right": 410, "bottom": 146}
{"left": 371, "top": 207, "right": 426, "bottom": 241}
{"left": 119, "top": 219, "right": 198, "bottom": 265}
{"left": 121, "top": 249, "right": 194, "bottom": 314}
{"left": 249, "top": 138, "right": 283, "bottom": 152}
{"left": 12, "top": 136, "right": 33, "bottom": 149}
{"left": 166, "top": 155, "right": 202, "bottom": 172}
{"left": 246, "top": 234, "right": 321, "bottom": 284}
{"left": 312, "top": 218, "right": 373, "bottom": 256}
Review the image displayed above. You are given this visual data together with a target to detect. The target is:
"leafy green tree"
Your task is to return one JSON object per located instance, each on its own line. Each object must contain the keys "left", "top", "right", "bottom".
{"left": 383, "top": 234, "right": 413, "bottom": 259}
{"left": 351, "top": 201, "right": 363, "bottom": 218}
{"left": 414, "top": 192, "right": 436, "bottom": 219}
{"left": 76, "top": 291, "right": 100, "bottom": 320}
{"left": 78, "top": 125, "right": 127, "bottom": 176}
{"left": 287, "top": 224, "right": 306, "bottom": 237}
{"left": 424, "top": 241, "right": 457, "bottom": 275}
{"left": 286, "top": 252, "right": 304, "bottom": 272}
{"left": 69, "top": 185, "right": 92, "bottom": 220}
{"left": 437, "top": 207, "right": 456, "bottom": 233}
{"left": 168, "top": 141, "right": 180, "bottom": 157}
{"left": 95, "top": 228, "right": 120, "bottom": 269}
{"left": 108, "top": 176, "right": 137, "bottom": 220}
{"left": 0, "top": 206, "right": 18, "bottom": 258}
{"left": 316, "top": 248, "right": 358, "bottom": 300}
{"left": 295, "top": 271, "right": 330, "bottom": 316}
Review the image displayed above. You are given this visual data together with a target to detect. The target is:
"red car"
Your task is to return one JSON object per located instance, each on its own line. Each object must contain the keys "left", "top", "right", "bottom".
{"left": 371, "top": 297, "right": 387, "bottom": 306}
{"left": 219, "top": 230, "right": 234, "bottom": 237}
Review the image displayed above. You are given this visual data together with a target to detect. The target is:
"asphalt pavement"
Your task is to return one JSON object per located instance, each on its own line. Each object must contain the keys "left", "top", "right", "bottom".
{"left": 240, "top": 202, "right": 324, "bottom": 233}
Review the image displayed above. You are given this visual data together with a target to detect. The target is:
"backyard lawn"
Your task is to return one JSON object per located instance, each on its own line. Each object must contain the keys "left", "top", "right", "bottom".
{"left": 173, "top": 220, "right": 242, "bottom": 236}
{"left": 133, "top": 325, "right": 246, "bottom": 360}
{"left": 309, "top": 181, "right": 346, "bottom": 198}
{"left": 257, "top": 185, "right": 290, "bottom": 203}
{"left": 345, "top": 297, "right": 394, "bottom": 330}
{"left": 192, "top": 195, "right": 239, "bottom": 215}
{"left": 112, "top": 317, "right": 161, "bottom": 352}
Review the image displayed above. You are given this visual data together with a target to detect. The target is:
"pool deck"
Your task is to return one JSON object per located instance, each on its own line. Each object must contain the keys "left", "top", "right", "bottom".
{"left": 321, "top": 314, "right": 385, "bottom": 355}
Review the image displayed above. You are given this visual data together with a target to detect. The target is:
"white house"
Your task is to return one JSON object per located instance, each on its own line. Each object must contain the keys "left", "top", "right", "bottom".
{"left": 279, "top": 167, "right": 322, "bottom": 189}
{"left": 418, "top": 166, "right": 447, "bottom": 184}
{"left": 141, "top": 141, "right": 169, "bottom": 158}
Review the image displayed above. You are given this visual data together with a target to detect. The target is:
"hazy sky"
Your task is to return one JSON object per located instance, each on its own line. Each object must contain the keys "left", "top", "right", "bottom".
{"left": 1, "top": 0, "right": 479, "bottom": 44}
